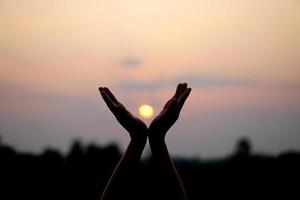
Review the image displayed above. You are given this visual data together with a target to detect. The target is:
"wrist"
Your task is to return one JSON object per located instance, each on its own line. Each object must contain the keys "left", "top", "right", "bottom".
{"left": 129, "top": 128, "right": 147, "bottom": 142}
{"left": 130, "top": 135, "right": 147, "bottom": 146}
{"left": 148, "top": 131, "right": 166, "bottom": 143}
{"left": 148, "top": 124, "right": 168, "bottom": 142}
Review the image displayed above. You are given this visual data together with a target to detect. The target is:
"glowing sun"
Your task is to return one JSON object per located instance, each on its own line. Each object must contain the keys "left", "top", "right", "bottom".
{"left": 139, "top": 104, "right": 154, "bottom": 119}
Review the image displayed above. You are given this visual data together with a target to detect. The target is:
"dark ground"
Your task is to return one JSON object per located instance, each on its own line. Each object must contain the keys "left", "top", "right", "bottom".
{"left": 1, "top": 137, "right": 299, "bottom": 199}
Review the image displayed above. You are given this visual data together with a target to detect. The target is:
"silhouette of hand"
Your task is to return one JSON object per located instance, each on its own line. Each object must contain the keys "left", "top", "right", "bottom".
{"left": 149, "top": 83, "right": 191, "bottom": 140}
{"left": 99, "top": 87, "right": 147, "bottom": 141}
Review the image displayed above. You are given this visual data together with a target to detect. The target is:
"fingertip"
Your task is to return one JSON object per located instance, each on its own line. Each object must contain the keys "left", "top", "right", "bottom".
{"left": 104, "top": 87, "right": 113, "bottom": 94}
{"left": 179, "top": 83, "right": 184, "bottom": 88}
{"left": 178, "top": 82, "right": 183, "bottom": 88}
{"left": 179, "top": 87, "right": 191, "bottom": 101}
{"left": 176, "top": 83, "right": 182, "bottom": 92}
{"left": 99, "top": 87, "right": 103, "bottom": 91}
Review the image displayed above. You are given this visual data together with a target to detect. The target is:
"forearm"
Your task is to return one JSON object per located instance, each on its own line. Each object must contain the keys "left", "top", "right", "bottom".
{"left": 149, "top": 138, "right": 173, "bottom": 170}
{"left": 149, "top": 136, "right": 188, "bottom": 200}
{"left": 100, "top": 138, "right": 146, "bottom": 200}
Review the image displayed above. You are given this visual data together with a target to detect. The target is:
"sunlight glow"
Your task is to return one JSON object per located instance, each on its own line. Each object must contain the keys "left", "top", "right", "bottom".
{"left": 139, "top": 104, "right": 154, "bottom": 119}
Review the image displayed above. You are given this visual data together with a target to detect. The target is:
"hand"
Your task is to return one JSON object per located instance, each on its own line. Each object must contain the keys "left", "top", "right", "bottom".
{"left": 99, "top": 87, "right": 147, "bottom": 142}
{"left": 149, "top": 83, "right": 191, "bottom": 140}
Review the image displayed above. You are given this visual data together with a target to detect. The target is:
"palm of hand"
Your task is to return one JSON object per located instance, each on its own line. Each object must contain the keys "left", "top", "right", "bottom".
{"left": 149, "top": 83, "right": 191, "bottom": 139}
{"left": 99, "top": 87, "right": 147, "bottom": 141}
{"left": 99, "top": 83, "right": 191, "bottom": 140}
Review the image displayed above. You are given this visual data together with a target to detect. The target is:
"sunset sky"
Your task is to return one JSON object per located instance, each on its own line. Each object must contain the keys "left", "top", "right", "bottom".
{"left": 1, "top": 0, "right": 300, "bottom": 157}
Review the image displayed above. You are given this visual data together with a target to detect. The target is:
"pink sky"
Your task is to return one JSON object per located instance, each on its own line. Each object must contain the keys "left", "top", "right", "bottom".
{"left": 1, "top": 0, "right": 300, "bottom": 157}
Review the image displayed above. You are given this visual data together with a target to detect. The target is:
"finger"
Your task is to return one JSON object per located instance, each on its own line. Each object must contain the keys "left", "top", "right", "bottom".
{"left": 99, "top": 89, "right": 117, "bottom": 113}
{"left": 179, "top": 86, "right": 191, "bottom": 102}
{"left": 181, "top": 82, "right": 187, "bottom": 93}
{"left": 177, "top": 82, "right": 187, "bottom": 98}
{"left": 163, "top": 98, "right": 173, "bottom": 109}
{"left": 172, "top": 83, "right": 183, "bottom": 99}
{"left": 164, "top": 83, "right": 183, "bottom": 110}
{"left": 166, "top": 98, "right": 178, "bottom": 114}
{"left": 178, "top": 83, "right": 185, "bottom": 96}
{"left": 164, "top": 83, "right": 184, "bottom": 109}
{"left": 114, "top": 104, "right": 129, "bottom": 121}
{"left": 103, "top": 87, "right": 120, "bottom": 104}
{"left": 178, "top": 87, "right": 191, "bottom": 111}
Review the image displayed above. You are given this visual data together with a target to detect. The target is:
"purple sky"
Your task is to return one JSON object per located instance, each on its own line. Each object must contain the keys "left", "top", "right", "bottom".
{"left": 1, "top": 0, "right": 300, "bottom": 157}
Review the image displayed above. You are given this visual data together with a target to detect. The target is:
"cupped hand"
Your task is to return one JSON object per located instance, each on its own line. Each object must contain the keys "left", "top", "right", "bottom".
{"left": 99, "top": 87, "right": 147, "bottom": 141}
{"left": 148, "top": 83, "right": 192, "bottom": 140}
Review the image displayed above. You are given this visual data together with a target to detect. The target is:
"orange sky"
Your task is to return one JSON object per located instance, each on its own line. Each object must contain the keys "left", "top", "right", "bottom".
{"left": 1, "top": 0, "right": 300, "bottom": 156}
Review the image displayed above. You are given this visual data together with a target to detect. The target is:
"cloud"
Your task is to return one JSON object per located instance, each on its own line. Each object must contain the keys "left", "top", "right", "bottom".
{"left": 119, "top": 57, "right": 141, "bottom": 68}
{"left": 118, "top": 74, "right": 300, "bottom": 92}
{"left": 118, "top": 74, "right": 260, "bottom": 91}
{"left": 271, "top": 81, "right": 300, "bottom": 90}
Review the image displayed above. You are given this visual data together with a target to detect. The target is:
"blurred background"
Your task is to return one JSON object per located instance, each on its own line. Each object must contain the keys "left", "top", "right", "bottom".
{"left": 1, "top": 0, "right": 299, "bottom": 157}
{"left": 1, "top": 1, "right": 300, "bottom": 199}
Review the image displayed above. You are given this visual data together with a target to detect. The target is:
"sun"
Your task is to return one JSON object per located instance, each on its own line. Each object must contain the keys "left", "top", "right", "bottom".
{"left": 139, "top": 104, "right": 154, "bottom": 119}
